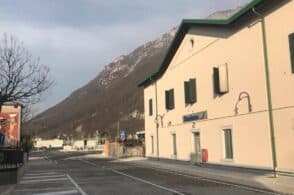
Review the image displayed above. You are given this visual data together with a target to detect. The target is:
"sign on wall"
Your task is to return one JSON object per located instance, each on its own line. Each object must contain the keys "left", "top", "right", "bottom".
{"left": 0, "top": 112, "right": 20, "bottom": 147}
{"left": 183, "top": 111, "right": 207, "bottom": 123}
{"left": 119, "top": 130, "right": 126, "bottom": 141}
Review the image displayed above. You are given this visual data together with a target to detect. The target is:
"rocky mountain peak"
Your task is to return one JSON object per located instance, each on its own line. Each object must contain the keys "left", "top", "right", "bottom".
{"left": 26, "top": 5, "right": 246, "bottom": 139}
{"left": 97, "top": 27, "right": 177, "bottom": 88}
{"left": 207, "top": 6, "right": 244, "bottom": 19}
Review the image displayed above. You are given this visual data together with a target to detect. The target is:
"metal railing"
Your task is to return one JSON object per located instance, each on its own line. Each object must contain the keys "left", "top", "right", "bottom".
{"left": 0, "top": 148, "right": 24, "bottom": 169}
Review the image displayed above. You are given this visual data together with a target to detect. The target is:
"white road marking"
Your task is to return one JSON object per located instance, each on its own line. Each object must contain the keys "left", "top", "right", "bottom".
{"left": 32, "top": 189, "right": 78, "bottom": 195}
{"left": 66, "top": 174, "right": 87, "bottom": 195}
{"left": 110, "top": 168, "right": 185, "bottom": 195}
{"left": 129, "top": 163, "right": 278, "bottom": 195}
{"left": 23, "top": 174, "right": 66, "bottom": 179}
{"left": 79, "top": 159, "right": 96, "bottom": 166}
{"left": 14, "top": 187, "right": 76, "bottom": 192}
{"left": 25, "top": 172, "right": 60, "bottom": 176}
{"left": 20, "top": 178, "right": 67, "bottom": 184}
{"left": 79, "top": 159, "right": 185, "bottom": 195}
{"left": 29, "top": 157, "right": 45, "bottom": 160}
{"left": 44, "top": 156, "right": 49, "bottom": 160}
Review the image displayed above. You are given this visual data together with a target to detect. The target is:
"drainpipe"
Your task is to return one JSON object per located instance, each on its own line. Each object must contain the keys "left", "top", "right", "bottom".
{"left": 154, "top": 80, "right": 160, "bottom": 161}
{"left": 252, "top": 8, "right": 277, "bottom": 177}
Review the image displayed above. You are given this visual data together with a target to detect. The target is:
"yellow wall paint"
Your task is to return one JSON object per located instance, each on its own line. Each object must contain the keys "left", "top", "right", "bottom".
{"left": 144, "top": 1, "right": 294, "bottom": 172}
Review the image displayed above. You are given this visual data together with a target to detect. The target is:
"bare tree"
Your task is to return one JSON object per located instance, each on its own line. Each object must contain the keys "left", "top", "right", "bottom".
{"left": 21, "top": 105, "right": 35, "bottom": 123}
{"left": 0, "top": 34, "right": 53, "bottom": 111}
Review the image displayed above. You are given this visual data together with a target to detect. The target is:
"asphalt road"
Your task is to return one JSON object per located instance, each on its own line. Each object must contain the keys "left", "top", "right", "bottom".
{"left": 11, "top": 151, "right": 277, "bottom": 195}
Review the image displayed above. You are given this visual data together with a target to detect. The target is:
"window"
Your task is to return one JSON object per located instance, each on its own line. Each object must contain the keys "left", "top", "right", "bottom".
{"left": 165, "top": 89, "right": 175, "bottom": 110}
{"left": 190, "top": 38, "right": 194, "bottom": 49}
{"left": 289, "top": 33, "right": 294, "bottom": 73}
{"left": 213, "top": 67, "right": 220, "bottom": 94}
{"left": 151, "top": 136, "right": 154, "bottom": 154}
{"left": 149, "top": 99, "right": 153, "bottom": 116}
{"left": 213, "top": 64, "right": 229, "bottom": 95}
{"left": 184, "top": 78, "right": 197, "bottom": 104}
{"left": 171, "top": 134, "right": 177, "bottom": 156}
{"left": 223, "top": 129, "right": 233, "bottom": 159}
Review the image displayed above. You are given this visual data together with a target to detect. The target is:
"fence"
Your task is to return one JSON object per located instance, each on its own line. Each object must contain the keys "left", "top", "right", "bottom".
{"left": 107, "top": 142, "right": 145, "bottom": 158}
{"left": 0, "top": 148, "right": 24, "bottom": 169}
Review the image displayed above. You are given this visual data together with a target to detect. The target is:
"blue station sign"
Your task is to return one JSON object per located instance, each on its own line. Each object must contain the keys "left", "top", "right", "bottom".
{"left": 183, "top": 111, "right": 207, "bottom": 122}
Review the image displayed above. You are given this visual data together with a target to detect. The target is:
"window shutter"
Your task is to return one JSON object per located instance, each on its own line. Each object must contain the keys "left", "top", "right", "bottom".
{"left": 149, "top": 99, "right": 153, "bottom": 116}
{"left": 165, "top": 90, "right": 169, "bottom": 110}
{"left": 172, "top": 134, "right": 177, "bottom": 155}
{"left": 184, "top": 81, "right": 190, "bottom": 104}
{"left": 213, "top": 67, "right": 220, "bottom": 94}
{"left": 289, "top": 33, "right": 294, "bottom": 73}
{"left": 165, "top": 89, "right": 174, "bottom": 110}
{"left": 169, "top": 89, "right": 174, "bottom": 109}
{"left": 224, "top": 129, "right": 233, "bottom": 159}
{"left": 189, "top": 79, "right": 197, "bottom": 103}
{"left": 219, "top": 64, "right": 229, "bottom": 93}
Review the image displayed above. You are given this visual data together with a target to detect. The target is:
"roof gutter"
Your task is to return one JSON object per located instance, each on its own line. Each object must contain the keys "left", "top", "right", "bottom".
{"left": 252, "top": 7, "right": 278, "bottom": 177}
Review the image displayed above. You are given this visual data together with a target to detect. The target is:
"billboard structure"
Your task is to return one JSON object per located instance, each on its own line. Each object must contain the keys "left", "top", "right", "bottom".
{"left": 0, "top": 104, "right": 21, "bottom": 147}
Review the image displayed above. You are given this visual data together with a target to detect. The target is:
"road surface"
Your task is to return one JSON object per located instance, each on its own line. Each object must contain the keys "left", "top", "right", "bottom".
{"left": 11, "top": 151, "right": 277, "bottom": 195}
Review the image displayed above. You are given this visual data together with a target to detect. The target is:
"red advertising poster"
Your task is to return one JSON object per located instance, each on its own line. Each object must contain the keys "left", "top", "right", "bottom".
{"left": 0, "top": 112, "right": 19, "bottom": 147}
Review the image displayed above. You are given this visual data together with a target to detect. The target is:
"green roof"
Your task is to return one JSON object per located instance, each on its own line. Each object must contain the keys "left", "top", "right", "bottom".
{"left": 138, "top": 0, "right": 263, "bottom": 87}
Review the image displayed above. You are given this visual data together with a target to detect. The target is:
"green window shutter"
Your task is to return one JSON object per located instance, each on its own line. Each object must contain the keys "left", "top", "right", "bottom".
{"left": 224, "top": 129, "right": 233, "bottom": 159}
{"left": 172, "top": 134, "right": 177, "bottom": 155}
{"left": 184, "top": 81, "right": 190, "bottom": 104}
{"left": 151, "top": 136, "right": 154, "bottom": 154}
{"left": 213, "top": 67, "right": 220, "bottom": 94}
{"left": 165, "top": 89, "right": 175, "bottom": 110}
{"left": 169, "top": 89, "right": 175, "bottom": 109}
{"left": 149, "top": 99, "right": 153, "bottom": 116}
{"left": 289, "top": 33, "right": 294, "bottom": 73}
{"left": 189, "top": 79, "right": 197, "bottom": 103}
{"left": 165, "top": 90, "right": 169, "bottom": 110}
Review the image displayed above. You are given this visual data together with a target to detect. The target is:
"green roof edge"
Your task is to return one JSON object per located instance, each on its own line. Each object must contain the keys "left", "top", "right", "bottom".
{"left": 138, "top": 0, "right": 262, "bottom": 87}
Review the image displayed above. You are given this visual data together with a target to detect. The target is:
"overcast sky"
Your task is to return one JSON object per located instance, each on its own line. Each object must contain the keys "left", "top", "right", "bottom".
{"left": 0, "top": 0, "right": 249, "bottom": 114}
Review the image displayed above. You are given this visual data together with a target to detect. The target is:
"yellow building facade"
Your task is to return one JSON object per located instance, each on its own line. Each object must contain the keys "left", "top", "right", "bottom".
{"left": 140, "top": 0, "right": 294, "bottom": 173}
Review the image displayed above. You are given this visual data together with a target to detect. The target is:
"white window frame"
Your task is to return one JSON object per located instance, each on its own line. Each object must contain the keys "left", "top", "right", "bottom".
{"left": 150, "top": 135, "right": 154, "bottom": 155}
{"left": 220, "top": 125, "right": 234, "bottom": 162}
{"left": 170, "top": 131, "right": 177, "bottom": 158}
{"left": 191, "top": 129, "right": 201, "bottom": 153}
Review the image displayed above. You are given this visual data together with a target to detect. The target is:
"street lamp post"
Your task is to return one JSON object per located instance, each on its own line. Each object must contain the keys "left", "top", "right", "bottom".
{"left": 116, "top": 112, "right": 123, "bottom": 158}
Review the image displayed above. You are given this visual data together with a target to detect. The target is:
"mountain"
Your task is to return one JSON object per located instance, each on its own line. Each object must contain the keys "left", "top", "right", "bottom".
{"left": 26, "top": 28, "right": 177, "bottom": 139}
{"left": 206, "top": 6, "right": 243, "bottom": 19}
{"left": 25, "top": 6, "right": 243, "bottom": 139}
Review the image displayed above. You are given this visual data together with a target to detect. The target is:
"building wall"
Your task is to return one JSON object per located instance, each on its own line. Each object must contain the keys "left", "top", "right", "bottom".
{"left": 265, "top": 1, "right": 294, "bottom": 172}
{"left": 35, "top": 139, "right": 63, "bottom": 148}
{"left": 144, "top": 1, "right": 294, "bottom": 171}
{"left": 144, "top": 86, "right": 157, "bottom": 156}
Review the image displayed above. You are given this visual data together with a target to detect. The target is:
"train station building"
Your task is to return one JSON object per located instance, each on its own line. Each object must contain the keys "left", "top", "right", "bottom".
{"left": 139, "top": 0, "right": 294, "bottom": 173}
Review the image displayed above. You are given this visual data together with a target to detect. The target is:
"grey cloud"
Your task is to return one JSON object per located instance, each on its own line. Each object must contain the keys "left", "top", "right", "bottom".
{"left": 0, "top": 0, "right": 250, "bottom": 113}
